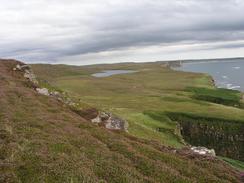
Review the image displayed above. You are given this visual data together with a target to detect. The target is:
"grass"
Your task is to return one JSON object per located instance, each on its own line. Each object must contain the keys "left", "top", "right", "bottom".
{"left": 0, "top": 60, "right": 243, "bottom": 182}
{"left": 32, "top": 62, "right": 244, "bottom": 148}
{"left": 220, "top": 157, "right": 244, "bottom": 171}
{"left": 188, "top": 87, "right": 243, "bottom": 107}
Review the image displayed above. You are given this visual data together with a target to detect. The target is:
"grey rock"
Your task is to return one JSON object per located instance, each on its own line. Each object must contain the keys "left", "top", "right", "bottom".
{"left": 36, "top": 88, "right": 50, "bottom": 96}
{"left": 14, "top": 64, "right": 38, "bottom": 85}
{"left": 15, "top": 64, "right": 22, "bottom": 70}
{"left": 91, "top": 112, "right": 128, "bottom": 131}
{"left": 91, "top": 116, "right": 102, "bottom": 123}
{"left": 190, "top": 146, "right": 216, "bottom": 157}
{"left": 105, "top": 115, "right": 128, "bottom": 131}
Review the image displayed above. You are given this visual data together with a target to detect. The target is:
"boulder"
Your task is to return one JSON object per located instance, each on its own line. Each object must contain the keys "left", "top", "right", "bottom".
{"left": 36, "top": 88, "right": 50, "bottom": 96}
{"left": 91, "top": 116, "right": 102, "bottom": 123}
{"left": 14, "top": 64, "right": 22, "bottom": 71}
{"left": 90, "top": 112, "right": 128, "bottom": 131}
{"left": 190, "top": 146, "right": 216, "bottom": 157}
{"left": 14, "top": 64, "right": 31, "bottom": 72}
{"left": 105, "top": 116, "right": 125, "bottom": 130}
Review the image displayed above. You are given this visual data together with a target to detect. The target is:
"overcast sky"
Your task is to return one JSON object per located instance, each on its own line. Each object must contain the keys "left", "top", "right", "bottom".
{"left": 1, "top": 0, "right": 244, "bottom": 65}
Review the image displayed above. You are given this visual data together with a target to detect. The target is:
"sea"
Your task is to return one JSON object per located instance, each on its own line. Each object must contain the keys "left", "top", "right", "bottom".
{"left": 175, "top": 58, "right": 244, "bottom": 91}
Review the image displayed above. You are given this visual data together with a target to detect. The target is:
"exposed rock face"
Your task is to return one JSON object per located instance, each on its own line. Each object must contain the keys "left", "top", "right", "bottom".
{"left": 191, "top": 146, "right": 216, "bottom": 157}
{"left": 91, "top": 112, "right": 128, "bottom": 131}
{"left": 13, "top": 64, "right": 38, "bottom": 85}
{"left": 105, "top": 115, "right": 127, "bottom": 130}
{"left": 36, "top": 88, "right": 50, "bottom": 96}
{"left": 13, "top": 64, "right": 52, "bottom": 98}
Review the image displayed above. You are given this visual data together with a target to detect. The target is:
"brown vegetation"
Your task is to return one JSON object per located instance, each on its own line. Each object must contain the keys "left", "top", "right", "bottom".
{"left": 0, "top": 60, "right": 242, "bottom": 182}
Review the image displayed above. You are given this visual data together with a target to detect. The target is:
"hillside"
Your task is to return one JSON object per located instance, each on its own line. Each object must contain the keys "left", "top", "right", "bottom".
{"left": 32, "top": 62, "right": 244, "bottom": 160}
{"left": 0, "top": 60, "right": 243, "bottom": 182}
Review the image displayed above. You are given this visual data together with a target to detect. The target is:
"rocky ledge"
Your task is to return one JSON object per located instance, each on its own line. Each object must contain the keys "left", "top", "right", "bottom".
{"left": 13, "top": 64, "right": 38, "bottom": 85}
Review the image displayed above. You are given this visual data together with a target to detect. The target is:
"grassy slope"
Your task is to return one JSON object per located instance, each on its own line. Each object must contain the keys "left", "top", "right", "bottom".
{"left": 188, "top": 87, "right": 243, "bottom": 107}
{"left": 32, "top": 62, "right": 244, "bottom": 149}
{"left": 220, "top": 157, "right": 244, "bottom": 171}
{"left": 1, "top": 61, "right": 243, "bottom": 182}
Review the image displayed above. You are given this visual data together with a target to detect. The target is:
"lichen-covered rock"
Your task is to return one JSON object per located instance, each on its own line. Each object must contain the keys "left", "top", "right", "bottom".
{"left": 24, "top": 71, "right": 38, "bottom": 85}
{"left": 105, "top": 116, "right": 126, "bottom": 130}
{"left": 13, "top": 64, "right": 38, "bottom": 84}
{"left": 91, "top": 112, "right": 128, "bottom": 131}
{"left": 36, "top": 88, "right": 50, "bottom": 96}
{"left": 191, "top": 146, "right": 216, "bottom": 157}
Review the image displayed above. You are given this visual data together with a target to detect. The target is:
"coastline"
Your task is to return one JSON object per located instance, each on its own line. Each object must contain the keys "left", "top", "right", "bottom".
{"left": 171, "top": 59, "right": 244, "bottom": 92}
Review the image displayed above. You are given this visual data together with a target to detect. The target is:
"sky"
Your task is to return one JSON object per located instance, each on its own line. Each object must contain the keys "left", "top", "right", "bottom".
{"left": 1, "top": 0, "right": 244, "bottom": 65}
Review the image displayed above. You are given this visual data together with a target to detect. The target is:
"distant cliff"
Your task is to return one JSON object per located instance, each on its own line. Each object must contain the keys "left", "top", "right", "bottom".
{"left": 167, "top": 112, "right": 244, "bottom": 161}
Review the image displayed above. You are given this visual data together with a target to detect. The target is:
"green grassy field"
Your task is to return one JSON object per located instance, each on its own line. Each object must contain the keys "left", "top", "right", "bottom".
{"left": 220, "top": 157, "right": 244, "bottom": 171}
{"left": 188, "top": 87, "right": 243, "bottom": 107}
{"left": 32, "top": 62, "right": 244, "bottom": 149}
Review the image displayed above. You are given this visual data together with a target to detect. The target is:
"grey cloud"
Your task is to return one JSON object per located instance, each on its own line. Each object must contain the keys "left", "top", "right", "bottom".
{"left": 0, "top": 0, "right": 244, "bottom": 64}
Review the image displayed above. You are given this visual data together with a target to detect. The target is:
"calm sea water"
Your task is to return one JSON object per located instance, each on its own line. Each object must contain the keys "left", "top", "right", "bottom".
{"left": 175, "top": 59, "right": 244, "bottom": 91}
{"left": 92, "top": 70, "right": 137, "bottom": 77}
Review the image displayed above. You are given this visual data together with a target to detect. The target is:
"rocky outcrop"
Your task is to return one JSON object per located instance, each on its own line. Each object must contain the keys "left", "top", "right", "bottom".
{"left": 106, "top": 115, "right": 128, "bottom": 131}
{"left": 13, "top": 64, "right": 38, "bottom": 85}
{"left": 36, "top": 88, "right": 50, "bottom": 96}
{"left": 76, "top": 109, "right": 128, "bottom": 131}
{"left": 190, "top": 146, "right": 216, "bottom": 157}
{"left": 91, "top": 112, "right": 128, "bottom": 131}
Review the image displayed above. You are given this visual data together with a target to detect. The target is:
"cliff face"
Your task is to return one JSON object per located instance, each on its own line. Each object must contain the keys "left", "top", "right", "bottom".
{"left": 167, "top": 113, "right": 244, "bottom": 161}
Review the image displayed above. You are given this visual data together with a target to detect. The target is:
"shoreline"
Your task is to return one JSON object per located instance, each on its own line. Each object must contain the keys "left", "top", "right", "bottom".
{"left": 171, "top": 60, "right": 244, "bottom": 92}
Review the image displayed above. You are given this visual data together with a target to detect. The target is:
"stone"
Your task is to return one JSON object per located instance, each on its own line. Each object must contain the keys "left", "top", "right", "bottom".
{"left": 14, "top": 64, "right": 31, "bottom": 71}
{"left": 105, "top": 115, "right": 127, "bottom": 131}
{"left": 20, "top": 65, "right": 31, "bottom": 70}
{"left": 16, "top": 64, "right": 22, "bottom": 70}
{"left": 14, "top": 64, "right": 38, "bottom": 85}
{"left": 90, "top": 112, "right": 128, "bottom": 131}
{"left": 36, "top": 88, "right": 49, "bottom": 96}
{"left": 51, "top": 91, "right": 60, "bottom": 96}
{"left": 190, "top": 146, "right": 216, "bottom": 157}
{"left": 100, "top": 112, "right": 110, "bottom": 121}
{"left": 24, "top": 72, "right": 38, "bottom": 84}
{"left": 91, "top": 116, "right": 102, "bottom": 123}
